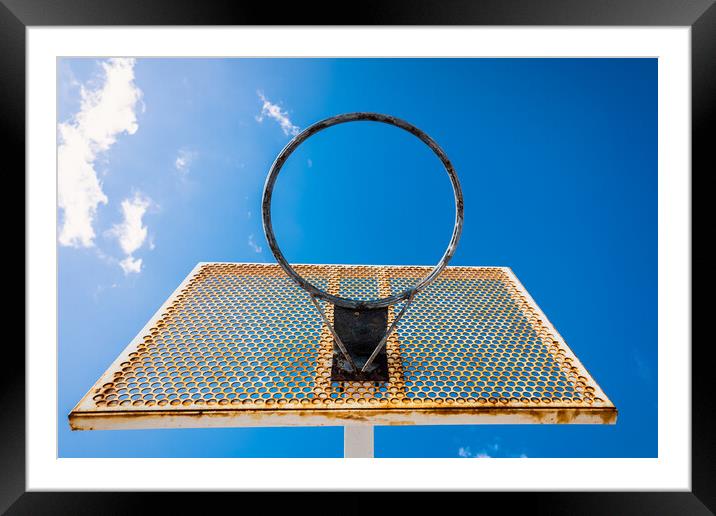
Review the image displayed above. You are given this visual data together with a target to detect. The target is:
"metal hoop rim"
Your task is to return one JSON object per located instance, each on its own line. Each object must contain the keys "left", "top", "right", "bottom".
{"left": 261, "top": 112, "right": 464, "bottom": 309}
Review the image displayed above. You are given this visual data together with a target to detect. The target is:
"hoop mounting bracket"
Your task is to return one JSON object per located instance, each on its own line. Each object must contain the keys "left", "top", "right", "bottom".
{"left": 331, "top": 306, "right": 389, "bottom": 381}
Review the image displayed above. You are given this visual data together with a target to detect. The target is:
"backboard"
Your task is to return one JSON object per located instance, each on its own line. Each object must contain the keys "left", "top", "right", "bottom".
{"left": 69, "top": 262, "right": 617, "bottom": 431}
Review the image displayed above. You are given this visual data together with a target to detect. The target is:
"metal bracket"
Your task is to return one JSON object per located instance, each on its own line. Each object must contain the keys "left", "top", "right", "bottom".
{"left": 360, "top": 290, "right": 416, "bottom": 373}
{"left": 311, "top": 290, "right": 417, "bottom": 382}
{"left": 309, "top": 295, "right": 358, "bottom": 373}
{"left": 332, "top": 305, "right": 389, "bottom": 381}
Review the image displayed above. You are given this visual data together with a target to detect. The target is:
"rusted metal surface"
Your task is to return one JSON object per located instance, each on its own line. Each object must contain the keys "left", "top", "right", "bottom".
{"left": 309, "top": 294, "right": 357, "bottom": 373}
{"left": 69, "top": 263, "right": 617, "bottom": 430}
{"left": 261, "top": 112, "right": 464, "bottom": 310}
{"left": 70, "top": 407, "right": 617, "bottom": 431}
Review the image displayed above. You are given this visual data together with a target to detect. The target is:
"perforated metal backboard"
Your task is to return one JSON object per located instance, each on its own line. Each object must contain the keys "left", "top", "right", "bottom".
{"left": 69, "top": 263, "right": 617, "bottom": 430}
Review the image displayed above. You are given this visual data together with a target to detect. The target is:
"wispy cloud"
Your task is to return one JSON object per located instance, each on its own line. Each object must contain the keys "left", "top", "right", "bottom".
{"left": 458, "top": 447, "right": 491, "bottom": 458}
{"left": 458, "top": 441, "right": 526, "bottom": 458}
{"left": 58, "top": 58, "right": 142, "bottom": 248}
{"left": 92, "top": 282, "right": 119, "bottom": 302}
{"left": 119, "top": 256, "right": 143, "bottom": 275}
{"left": 110, "top": 193, "right": 152, "bottom": 274}
{"left": 255, "top": 91, "right": 300, "bottom": 136}
{"left": 248, "top": 234, "right": 263, "bottom": 254}
{"left": 174, "top": 148, "right": 197, "bottom": 175}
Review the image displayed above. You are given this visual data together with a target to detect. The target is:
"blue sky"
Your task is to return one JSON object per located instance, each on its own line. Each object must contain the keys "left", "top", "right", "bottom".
{"left": 58, "top": 58, "right": 656, "bottom": 458}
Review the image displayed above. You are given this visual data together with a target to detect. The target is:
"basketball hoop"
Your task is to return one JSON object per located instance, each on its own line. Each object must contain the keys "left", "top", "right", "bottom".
{"left": 262, "top": 112, "right": 464, "bottom": 310}
{"left": 261, "top": 112, "right": 464, "bottom": 378}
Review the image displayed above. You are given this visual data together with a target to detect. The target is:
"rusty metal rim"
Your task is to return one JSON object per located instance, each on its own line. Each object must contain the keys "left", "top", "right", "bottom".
{"left": 69, "top": 406, "right": 618, "bottom": 430}
{"left": 73, "top": 405, "right": 617, "bottom": 415}
{"left": 261, "top": 112, "right": 464, "bottom": 309}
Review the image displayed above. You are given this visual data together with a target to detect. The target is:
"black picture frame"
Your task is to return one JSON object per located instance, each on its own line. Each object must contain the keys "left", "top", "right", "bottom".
{"left": 5, "top": 0, "right": 709, "bottom": 513}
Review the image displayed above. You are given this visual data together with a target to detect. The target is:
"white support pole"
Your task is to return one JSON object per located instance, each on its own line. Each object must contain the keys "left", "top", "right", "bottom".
{"left": 344, "top": 425, "right": 374, "bottom": 458}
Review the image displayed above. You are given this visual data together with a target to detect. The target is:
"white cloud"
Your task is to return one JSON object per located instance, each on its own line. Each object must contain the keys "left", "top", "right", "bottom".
{"left": 119, "top": 256, "right": 143, "bottom": 275}
{"left": 58, "top": 58, "right": 143, "bottom": 247}
{"left": 174, "top": 148, "right": 197, "bottom": 175}
{"left": 458, "top": 447, "right": 491, "bottom": 458}
{"left": 458, "top": 441, "right": 527, "bottom": 458}
{"left": 255, "top": 91, "right": 300, "bottom": 136}
{"left": 110, "top": 193, "right": 151, "bottom": 274}
{"left": 248, "top": 234, "right": 262, "bottom": 254}
{"left": 307, "top": 158, "right": 313, "bottom": 168}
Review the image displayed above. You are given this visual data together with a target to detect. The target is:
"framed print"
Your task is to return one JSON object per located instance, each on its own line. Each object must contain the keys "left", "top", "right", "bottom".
{"left": 8, "top": 0, "right": 711, "bottom": 512}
